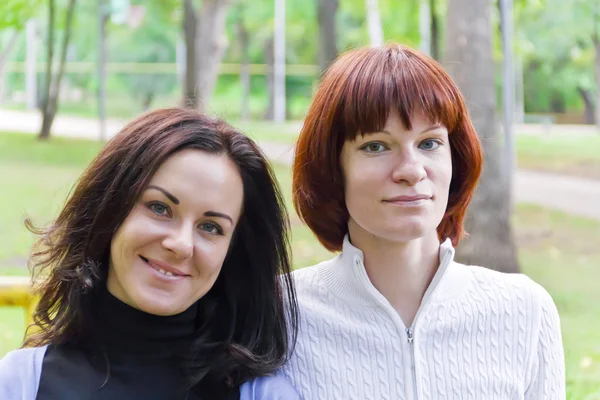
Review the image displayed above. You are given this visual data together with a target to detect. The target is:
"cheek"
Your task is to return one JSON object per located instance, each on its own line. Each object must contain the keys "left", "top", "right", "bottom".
{"left": 193, "top": 238, "right": 233, "bottom": 276}
{"left": 344, "top": 160, "right": 386, "bottom": 197}
{"left": 428, "top": 152, "right": 453, "bottom": 190}
{"left": 433, "top": 167, "right": 453, "bottom": 193}
{"left": 110, "top": 212, "right": 155, "bottom": 263}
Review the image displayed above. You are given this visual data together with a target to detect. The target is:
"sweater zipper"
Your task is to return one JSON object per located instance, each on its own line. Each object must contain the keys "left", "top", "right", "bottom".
{"left": 406, "top": 327, "right": 417, "bottom": 399}
{"left": 403, "top": 248, "right": 453, "bottom": 400}
{"left": 352, "top": 246, "right": 454, "bottom": 400}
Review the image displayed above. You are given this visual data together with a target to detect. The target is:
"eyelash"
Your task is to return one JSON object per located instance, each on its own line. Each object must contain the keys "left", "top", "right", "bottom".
{"left": 147, "top": 201, "right": 171, "bottom": 217}
{"left": 145, "top": 202, "right": 224, "bottom": 235}
{"left": 359, "top": 142, "right": 388, "bottom": 152}
{"left": 199, "top": 222, "right": 224, "bottom": 235}
{"left": 359, "top": 138, "right": 444, "bottom": 153}
{"left": 419, "top": 139, "right": 444, "bottom": 150}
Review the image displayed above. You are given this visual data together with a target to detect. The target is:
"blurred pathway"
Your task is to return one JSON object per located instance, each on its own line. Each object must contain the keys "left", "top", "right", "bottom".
{"left": 1, "top": 108, "right": 599, "bottom": 220}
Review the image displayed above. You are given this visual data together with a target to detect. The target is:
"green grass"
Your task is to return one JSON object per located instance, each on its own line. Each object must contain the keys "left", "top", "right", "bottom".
{"left": 0, "top": 308, "right": 26, "bottom": 356}
{"left": 0, "top": 133, "right": 102, "bottom": 262}
{"left": 0, "top": 132, "right": 599, "bottom": 397}
{"left": 513, "top": 204, "right": 600, "bottom": 397}
{"left": 0, "top": 132, "right": 104, "bottom": 167}
{"left": 516, "top": 134, "right": 600, "bottom": 180}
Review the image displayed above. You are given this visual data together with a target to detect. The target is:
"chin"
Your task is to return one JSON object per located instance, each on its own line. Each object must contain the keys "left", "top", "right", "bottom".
{"left": 133, "top": 291, "right": 189, "bottom": 316}
{"left": 140, "top": 304, "right": 179, "bottom": 316}
{"left": 377, "top": 220, "right": 432, "bottom": 242}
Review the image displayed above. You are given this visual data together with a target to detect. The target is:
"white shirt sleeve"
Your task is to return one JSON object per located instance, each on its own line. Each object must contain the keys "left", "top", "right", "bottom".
{"left": 524, "top": 286, "right": 566, "bottom": 400}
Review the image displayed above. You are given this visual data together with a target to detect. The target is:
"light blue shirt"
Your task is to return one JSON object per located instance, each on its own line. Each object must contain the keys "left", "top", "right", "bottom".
{"left": 0, "top": 346, "right": 300, "bottom": 399}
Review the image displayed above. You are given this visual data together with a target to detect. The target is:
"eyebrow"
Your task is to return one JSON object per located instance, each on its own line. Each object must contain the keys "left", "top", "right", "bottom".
{"left": 204, "top": 211, "right": 233, "bottom": 225}
{"left": 421, "top": 124, "right": 445, "bottom": 134}
{"left": 378, "top": 124, "right": 445, "bottom": 135}
{"left": 146, "top": 185, "right": 179, "bottom": 204}
{"left": 146, "top": 185, "right": 234, "bottom": 225}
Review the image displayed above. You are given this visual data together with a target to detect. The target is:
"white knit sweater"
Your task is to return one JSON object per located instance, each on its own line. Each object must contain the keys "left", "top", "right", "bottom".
{"left": 283, "top": 237, "right": 565, "bottom": 400}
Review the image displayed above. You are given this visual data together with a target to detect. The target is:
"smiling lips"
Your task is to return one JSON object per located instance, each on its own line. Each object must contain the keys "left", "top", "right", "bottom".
{"left": 140, "top": 256, "right": 189, "bottom": 277}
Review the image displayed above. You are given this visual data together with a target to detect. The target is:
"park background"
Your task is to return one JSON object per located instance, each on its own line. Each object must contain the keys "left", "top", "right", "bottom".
{"left": 0, "top": 0, "right": 599, "bottom": 398}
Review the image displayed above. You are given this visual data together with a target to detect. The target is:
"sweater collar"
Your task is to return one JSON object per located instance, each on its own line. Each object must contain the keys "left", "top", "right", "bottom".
{"left": 320, "top": 235, "right": 471, "bottom": 308}
{"left": 92, "top": 287, "right": 198, "bottom": 358}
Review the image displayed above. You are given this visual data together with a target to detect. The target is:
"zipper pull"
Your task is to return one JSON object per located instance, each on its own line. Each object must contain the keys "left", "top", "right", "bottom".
{"left": 406, "top": 327, "right": 414, "bottom": 344}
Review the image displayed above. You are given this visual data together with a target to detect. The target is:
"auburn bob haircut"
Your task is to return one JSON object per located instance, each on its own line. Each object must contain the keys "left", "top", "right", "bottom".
{"left": 292, "top": 44, "right": 483, "bottom": 252}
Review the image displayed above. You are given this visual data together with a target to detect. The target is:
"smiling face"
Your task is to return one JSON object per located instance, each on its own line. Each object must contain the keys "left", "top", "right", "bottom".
{"left": 107, "top": 149, "right": 244, "bottom": 316}
{"left": 340, "top": 111, "right": 453, "bottom": 245}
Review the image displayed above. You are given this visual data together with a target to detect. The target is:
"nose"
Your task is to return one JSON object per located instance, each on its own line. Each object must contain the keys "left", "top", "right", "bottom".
{"left": 162, "top": 222, "right": 194, "bottom": 260}
{"left": 391, "top": 150, "right": 427, "bottom": 185}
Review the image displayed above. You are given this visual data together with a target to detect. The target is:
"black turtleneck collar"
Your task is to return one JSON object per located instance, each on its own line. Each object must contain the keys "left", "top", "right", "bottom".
{"left": 35, "top": 287, "right": 239, "bottom": 400}
{"left": 92, "top": 288, "right": 198, "bottom": 358}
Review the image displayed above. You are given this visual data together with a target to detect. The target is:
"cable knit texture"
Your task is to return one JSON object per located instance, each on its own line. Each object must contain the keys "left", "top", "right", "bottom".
{"left": 282, "top": 237, "right": 565, "bottom": 400}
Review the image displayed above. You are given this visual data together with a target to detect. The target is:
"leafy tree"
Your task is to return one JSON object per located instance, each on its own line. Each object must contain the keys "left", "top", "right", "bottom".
{"left": 39, "top": 0, "right": 77, "bottom": 139}
{"left": 110, "top": 2, "right": 178, "bottom": 111}
{"left": 515, "top": 0, "right": 598, "bottom": 121}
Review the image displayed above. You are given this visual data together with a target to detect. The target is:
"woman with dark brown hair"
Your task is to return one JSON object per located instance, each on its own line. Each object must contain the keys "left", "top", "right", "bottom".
{"left": 282, "top": 44, "right": 565, "bottom": 399}
{"left": 0, "top": 108, "right": 299, "bottom": 399}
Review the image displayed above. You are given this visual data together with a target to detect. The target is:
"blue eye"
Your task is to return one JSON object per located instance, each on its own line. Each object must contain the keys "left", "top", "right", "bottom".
{"left": 199, "top": 222, "right": 223, "bottom": 235}
{"left": 148, "top": 202, "right": 169, "bottom": 216}
{"left": 419, "top": 139, "right": 442, "bottom": 151}
{"left": 361, "top": 142, "right": 387, "bottom": 153}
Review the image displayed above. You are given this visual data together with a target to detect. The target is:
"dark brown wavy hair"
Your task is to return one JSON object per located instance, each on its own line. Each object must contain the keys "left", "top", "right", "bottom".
{"left": 24, "top": 108, "right": 298, "bottom": 394}
{"left": 293, "top": 43, "right": 483, "bottom": 251}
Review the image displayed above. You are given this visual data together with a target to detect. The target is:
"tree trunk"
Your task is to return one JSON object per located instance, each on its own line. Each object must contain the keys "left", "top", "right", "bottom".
{"left": 264, "top": 37, "right": 275, "bottom": 120}
{"left": 515, "top": 55, "right": 525, "bottom": 123}
{"left": 182, "top": 0, "right": 198, "bottom": 108}
{"left": 444, "top": 0, "right": 519, "bottom": 273}
{"left": 549, "top": 93, "right": 565, "bottom": 113}
{"left": 236, "top": 2, "right": 250, "bottom": 121}
{"left": 194, "top": 0, "right": 233, "bottom": 112}
{"left": 0, "top": 31, "right": 20, "bottom": 67}
{"left": 577, "top": 86, "right": 596, "bottom": 125}
{"left": 97, "top": 0, "right": 108, "bottom": 141}
{"left": 365, "top": 0, "right": 383, "bottom": 46}
{"left": 39, "top": 0, "right": 76, "bottom": 140}
{"left": 0, "top": 30, "right": 20, "bottom": 103}
{"left": 594, "top": 36, "right": 600, "bottom": 130}
{"left": 429, "top": 0, "right": 439, "bottom": 60}
{"left": 39, "top": 0, "right": 56, "bottom": 139}
{"left": 26, "top": 19, "right": 38, "bottom": 109}
{"left": 142, "top": 91, "right": 154, "bottom": 111}
{"left": 317, "top": 0, "right": 339, "bottom": 74}
{"left": 593, "top": 4, "right": 600, "bottom": 131}
{"left": 499, "top": 0, "right": 516, "bottom": 185}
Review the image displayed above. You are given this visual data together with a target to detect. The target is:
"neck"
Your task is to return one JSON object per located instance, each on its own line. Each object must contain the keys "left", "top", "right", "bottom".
{"left": 347, "top": 225, "right": 441, "bottom": 326}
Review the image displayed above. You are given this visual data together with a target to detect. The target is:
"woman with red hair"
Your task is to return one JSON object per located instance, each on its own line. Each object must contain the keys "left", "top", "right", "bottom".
{"left": 282, "top": 44, "right": 564, "bottom": 399}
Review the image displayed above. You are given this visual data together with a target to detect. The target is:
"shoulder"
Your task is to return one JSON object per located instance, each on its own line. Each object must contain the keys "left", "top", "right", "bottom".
{"left": 239, "top": 372, "right": 300, "bottom": 400}
{"left": 466, "top": 262, "right": 551, "bottom": 296}
{"left": 461, "top": 262, "right": 559, "bottom": 322}
{"left": 289, "top": 256, "right": 345, "bottom": 316}
{"left": 0, "top": 345, "right": 47, "bottom": 378}
{"left": 0, "top": 345, "right": 48, "bottom": 399}
{"left": 291, "top": 256, "right": 338, "bottom": 294}
{"left": 291, "top": 258, "right": 332, "bottom": 283}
